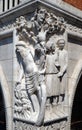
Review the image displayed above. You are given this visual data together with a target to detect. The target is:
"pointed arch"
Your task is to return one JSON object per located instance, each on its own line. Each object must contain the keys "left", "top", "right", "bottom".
{"left": 68, "top": 58, "right": 82, "bottom": 129}
{"left": 0, "top": 65, "right": 12, "bottom": 130}
{"left": 69, "top": 58, "right": 82, "bottom": 106}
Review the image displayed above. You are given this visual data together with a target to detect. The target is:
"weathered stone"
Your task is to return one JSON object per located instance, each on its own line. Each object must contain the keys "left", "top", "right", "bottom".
{"left": 0, "top": 1, "right": 82, "bottom": 130}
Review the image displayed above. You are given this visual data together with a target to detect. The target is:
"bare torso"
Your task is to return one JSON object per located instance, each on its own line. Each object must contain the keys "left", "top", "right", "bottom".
{"left": 21, "top": 46, "right": 38, "bottom": 74}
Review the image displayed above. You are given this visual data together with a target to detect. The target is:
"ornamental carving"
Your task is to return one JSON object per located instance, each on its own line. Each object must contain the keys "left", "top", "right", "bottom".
{"left": 14, "top": 8, "right": 68, "bottom": 129}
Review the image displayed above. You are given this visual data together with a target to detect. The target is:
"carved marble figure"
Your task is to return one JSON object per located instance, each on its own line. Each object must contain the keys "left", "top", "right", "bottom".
{"left": 31, "top": 8, "right": 47, "bottom": 31}
{"left": 14, "top": 8, "right": 68, "bottom": 129}
{"left": 57, "top": 38, "right": 68, "bottom": 103}
{"left": 45, "top": 43, "right": 60, "bottom": 106}
{"left": 15, "top": 16, "right": 46, "bottom": 126}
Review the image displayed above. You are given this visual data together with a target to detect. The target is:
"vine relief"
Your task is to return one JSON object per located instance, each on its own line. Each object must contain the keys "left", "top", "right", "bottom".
{"left": 14, "top": 120, "right": 67, "bottom": 130}
{"left": 14, "top": 8, "right": 68, "bottom": 129}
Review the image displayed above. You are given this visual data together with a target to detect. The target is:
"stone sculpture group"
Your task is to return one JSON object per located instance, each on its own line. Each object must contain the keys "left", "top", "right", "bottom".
{"left": 14, "top": 8, "right": 68, "bottom": 127}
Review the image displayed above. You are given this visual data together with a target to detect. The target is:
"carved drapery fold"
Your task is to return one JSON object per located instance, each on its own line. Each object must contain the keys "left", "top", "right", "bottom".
{"left": 14, "top": 8, "right": 68, "bottom": 130}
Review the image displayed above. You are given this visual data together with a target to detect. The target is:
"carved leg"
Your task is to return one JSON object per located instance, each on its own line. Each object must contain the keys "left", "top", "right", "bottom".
{"left": 52, "top": 96, "right": 59, "bottom": 106}
{"left": 27, "top": 92, "right": 35, "bottom": 112}
{"left": 46, "top": 97, "right": 51, "bottom": 106}
{"left": 58, "top": 94, "right": 64, "bottom": 105}
{"left": 36, "top": 83, "right": 46, "bottom": 126}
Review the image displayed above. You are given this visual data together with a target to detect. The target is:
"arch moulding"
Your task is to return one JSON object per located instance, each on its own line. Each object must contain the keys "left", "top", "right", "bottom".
{"left": 0, "top": 65, "right": 12, "bottom": 130}
{"left": 68, "top": 57, "right": 82, "bottom": 128}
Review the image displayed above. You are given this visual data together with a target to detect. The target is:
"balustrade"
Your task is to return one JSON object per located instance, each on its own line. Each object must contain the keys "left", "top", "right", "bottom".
{"left": 0, "top": 0, "right": 20, "bottom": 13}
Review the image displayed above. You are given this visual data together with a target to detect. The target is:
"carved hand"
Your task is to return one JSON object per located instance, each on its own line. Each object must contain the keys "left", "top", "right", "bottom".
{"left": 57, "top": 72, "right": 63, "bottom": 77}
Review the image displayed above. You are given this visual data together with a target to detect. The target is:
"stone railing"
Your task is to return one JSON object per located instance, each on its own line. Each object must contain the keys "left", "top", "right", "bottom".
{"left": 0, "top": 0, "right": 20, "bottom": 13}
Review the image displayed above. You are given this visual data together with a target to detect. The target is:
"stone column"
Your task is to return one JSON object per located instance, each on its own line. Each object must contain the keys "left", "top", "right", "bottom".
{"left": 19, "top": 0, "right": 29, "bottom": 4}
{"left": 14, "top": 0, "right": 18, "bottom": 6}
{"left": 4, "top": 0, "right": 8, "bottom": 11}
{"left": 0, "top": 0, "right": 3, "bottom": 13}
{"left": 9, "top": 0, "right": 13, "bottom": 9}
